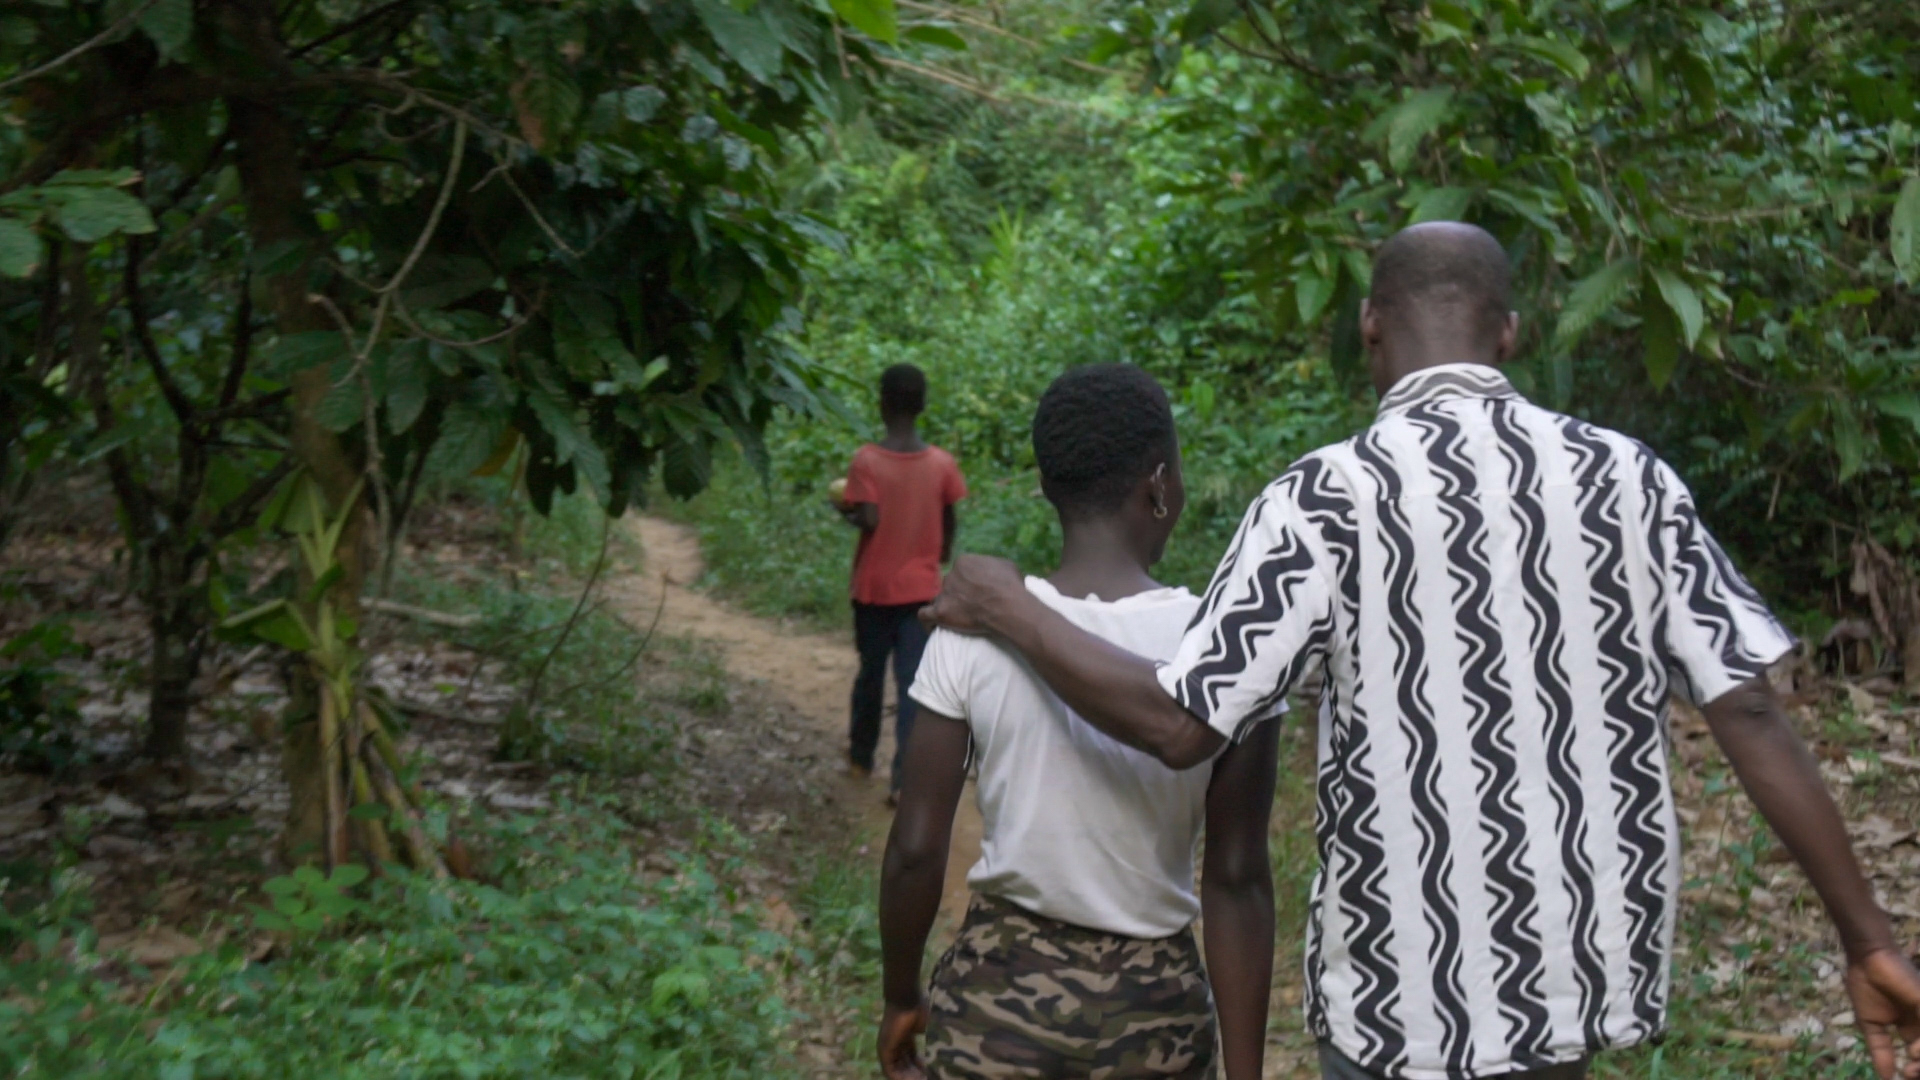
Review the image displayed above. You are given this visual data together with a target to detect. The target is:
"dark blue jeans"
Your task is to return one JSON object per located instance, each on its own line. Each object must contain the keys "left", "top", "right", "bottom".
{"left": 849, "top": 600, "right": 930, "bottom": 789}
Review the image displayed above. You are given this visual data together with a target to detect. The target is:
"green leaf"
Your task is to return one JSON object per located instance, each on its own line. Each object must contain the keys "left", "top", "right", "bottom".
{"left": 829, "top": 0, "right": 896, "bottom": 44}
{"left": 1642, "top": 290, "right": 1680, "bottom": 391}
{"left": 1295, "top": 269, "right": 1335, "bottom": 324}
{"left": 0, "top": 217, "right": 43, "bottom": 277}
{"left": 1512, "top": 36, "right": 1590, "bottom": 82}
{"left": 620, "top": 86, "right": 668, "bottom": 124}
{"left": 1891, "top": 177, "right": 1920, "bottom": 282}
{"left": 1876, "top": 394, "right": 1920, "bottom": 434}
{"left": 329, "top": 863, "right": 370, "bottom": 889}
{"left": 1554, "top": 258, "right": 1639, "bottom": 352}
{"left": 1179, "top": 0, "right": 1238, "bottom": 43}
{"left": 1379, "top": 88, "right": 1454, "bottom": 173}
{"left": 1648, "top": 266, "right": 1704, "bottom": 348}
{"left": 137, "top": 0, "right": 192, "bottom": 60}
{"left": 1834, "top": 401, "right": 1868, "bottom": 481}
{"left": 267, "top": 331, "right": 347, "bottom": 376}
{"left": 903, "top": 24, "right": 967, "bottom": 50}
{"left": 347, "top": 801, "right": 390, "bottom": 822}
{"left": 1408, "top": 186, "right": 1473, "bottom": 225}
{"left": 694, "top": 0, "right": 783, "bottom": 84}
{"left": 526, "top": 389, "right": 611, "bottom": 502}
{"left": 220, "top": 600, "right": 314, "bottom": 653}
{"left": 317, "top": 375, "right": 365, "bottom": 433}
{"left": 49, "top": 185, "right": 155, "bottom": 243}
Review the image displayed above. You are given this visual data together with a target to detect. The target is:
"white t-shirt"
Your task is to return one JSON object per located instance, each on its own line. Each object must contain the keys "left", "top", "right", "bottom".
{"left": 907, "top": 576, "right": 1219, "bottom": 939}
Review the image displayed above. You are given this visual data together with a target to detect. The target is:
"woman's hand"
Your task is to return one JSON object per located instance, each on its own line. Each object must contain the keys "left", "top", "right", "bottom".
{"left": 877, "top": 998, "right": 931, "bottom": 1080}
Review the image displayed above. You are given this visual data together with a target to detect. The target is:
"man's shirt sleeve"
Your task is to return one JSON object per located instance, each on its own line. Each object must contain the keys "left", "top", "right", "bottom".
{"left": 907, "top": 627, "right": 969, "bottom": 721}
{"left": 1155, "top": 473, "right": 1334, "bottom": 743}
{"left": 1652, "top": 459, "right": 1796, "bottom": 705}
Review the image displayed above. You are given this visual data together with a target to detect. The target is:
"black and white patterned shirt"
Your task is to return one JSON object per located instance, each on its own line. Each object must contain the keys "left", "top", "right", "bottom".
{"left": 1157, "top": 363, "right": 1794, "bottom": 1079}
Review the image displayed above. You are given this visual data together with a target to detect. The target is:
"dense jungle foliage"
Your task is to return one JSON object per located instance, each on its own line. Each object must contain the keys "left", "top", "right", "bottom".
{"left": 686, "top": 0, "right": 1920, "bottom": 656}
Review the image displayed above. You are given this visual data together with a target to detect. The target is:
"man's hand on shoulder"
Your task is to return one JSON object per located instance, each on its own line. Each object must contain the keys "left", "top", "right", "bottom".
{"left": 1848, "top": 947, "right": 1920, "bottom": 1079}
{"left": 877, "top": 998, "right": 931, "bottom": 1080}
{"left": 920, "top": 554, "right": 1025, "bottom": 636}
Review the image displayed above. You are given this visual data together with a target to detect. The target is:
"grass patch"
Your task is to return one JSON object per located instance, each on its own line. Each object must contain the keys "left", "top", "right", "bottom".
{"left": 1, "top": 798, "right": 791, "bottom": 1078}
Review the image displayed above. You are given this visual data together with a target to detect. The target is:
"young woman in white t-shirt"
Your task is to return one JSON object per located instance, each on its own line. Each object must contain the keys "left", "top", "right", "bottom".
{"left": 877, "top": 363, "right": 1283, "bottom": 1080}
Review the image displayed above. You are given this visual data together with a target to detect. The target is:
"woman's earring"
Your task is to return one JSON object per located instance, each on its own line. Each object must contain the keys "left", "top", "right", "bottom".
{"left": 1152, "top": 501, "right": 1168, "bottom": 520}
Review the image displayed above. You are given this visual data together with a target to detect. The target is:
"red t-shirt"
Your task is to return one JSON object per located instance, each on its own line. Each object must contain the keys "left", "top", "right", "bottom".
{"left": 843, "top": 444, "right": 967, "bottom": 606}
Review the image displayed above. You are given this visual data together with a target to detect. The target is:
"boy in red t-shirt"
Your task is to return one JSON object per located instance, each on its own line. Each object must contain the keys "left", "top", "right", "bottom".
{"left": 834, "top": 364, "right": 967, "bottom": 801}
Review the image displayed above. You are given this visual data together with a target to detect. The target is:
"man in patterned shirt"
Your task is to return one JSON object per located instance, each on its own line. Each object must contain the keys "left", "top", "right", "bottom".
{"left": 921, "top": 223, "right": 1920, "bottom": 1080}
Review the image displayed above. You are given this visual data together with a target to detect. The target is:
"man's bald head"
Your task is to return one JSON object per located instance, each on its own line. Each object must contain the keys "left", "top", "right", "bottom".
{"left": 1359, "top": 222, "right": 1520, "bottom": 395}
{"left": 1368, "top": 222, "right": 1513, "bottom": 343}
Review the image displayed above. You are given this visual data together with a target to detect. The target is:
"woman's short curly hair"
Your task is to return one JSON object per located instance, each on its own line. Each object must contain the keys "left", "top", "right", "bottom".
{"left": 1031, "top": 364, "right": 1175, "bottom": 519}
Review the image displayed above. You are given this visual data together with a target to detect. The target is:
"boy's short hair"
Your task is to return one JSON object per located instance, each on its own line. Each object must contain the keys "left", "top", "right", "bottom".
{"left": 880, "top": 364, "right": 927, "bottom": 416}
{"left": 1032, "top": 364, "right": 1175, "bottom": 519}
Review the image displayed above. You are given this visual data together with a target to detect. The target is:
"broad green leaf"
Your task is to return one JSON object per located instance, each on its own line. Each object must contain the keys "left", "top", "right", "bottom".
{"left": 0, "top": 217, "right": 42, "bottom": 277}
{"left": 1180, "top": 0, "right": 1238, "bottom": 42}
{"left": 1553, "top": 258, "right": 1638, "bottom": 351}
{"left": 317, "top": 375, "right": 365, "bottom": 433}
{"left": 348, "top": 801, "right": 390, "bottom": 822}
{"left": 1379, "top": 88, "right": 1454, "bottom": 173}
{"left": 620, "top": 86, "right": 668, "bottom": 124}
{"left": 1877, "top": 394, "right": 1920, "bottom": 434}
{"left": 137, "top": 0, "right": 192, "bottom": 60}
{"left": 1648, "top": 267, "right": 1704, "bottom": 348}
{"left": 266, "top": 330, "right": 347, "bottom": 376}
{"left": 526, "top": 389, "right": 611, "bottom": 501}
{"left": 1295, "top": 269, "right": 1335, "bottom": 324}
{"left": 903, "top": 24, "right": 967, "bottom": 50}
{"left": 1833, "top": 401, "right": 1867, "bottom": 481}
{"left": 1642, "top": 292, "right": 1680, "bottom": 391}
{"left": 329, "top": 863, "right": 370, "bottom": 888}
{"left": 829, "top": 0, "right": 896, "bottom": 44}
{"left": 1512, "top": 36, "right": 1590, "bottom": 82}
{"left": 50, "top": 185, "right": 156, "bottom": 243}
{"left": 512, "top": 71, "right": 582, "bottom": 151}
{"left": 694, "top": 0, "right": 783, "bottom": 84}
{"left": 1891, "top": 177, "right": 1920, "bottom": 282}
{"left": 1408, "top": 186, "right": 1473, "bottom": 225}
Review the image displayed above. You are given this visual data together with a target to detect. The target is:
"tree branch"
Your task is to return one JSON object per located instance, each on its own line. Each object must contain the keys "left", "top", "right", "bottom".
{"left": 123, "top": 235, "right": 199, "bottom": 425}
{"left": 0, "top": 0, "right": 161, "bottom": 93}
{"left": 221, "top": 271, "right": 255, "bottom": 409}
{"left": 290, "top": 0, "right": 420, "bottom": 57}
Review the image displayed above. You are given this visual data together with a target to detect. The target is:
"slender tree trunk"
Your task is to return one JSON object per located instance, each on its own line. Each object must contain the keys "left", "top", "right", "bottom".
{"left": 143, "top": 571, "right": 205, "bottom": 761}
{"left": 227, "top": 36, "right": 368, "bottom": 859}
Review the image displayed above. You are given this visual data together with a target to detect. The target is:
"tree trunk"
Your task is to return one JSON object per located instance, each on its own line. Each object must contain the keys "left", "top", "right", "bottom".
{"left": 143, "top": 580, "right": 204, "bottom": 761}
{"left": 227, "top": 54, "right": 368, "bottom": 861}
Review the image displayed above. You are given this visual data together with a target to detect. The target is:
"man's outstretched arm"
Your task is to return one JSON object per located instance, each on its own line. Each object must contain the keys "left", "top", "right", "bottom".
{"left": 1202, "top": 717, "right": 1280, "bottom": 1080}
{"left": 877, "top": 712, "right": 970, "bottom": 1080}
{"left": 1704, "top": 676, "right": 1920, "bottom": 1079}
{"left": 919, "top": 555, "right": 1223, "bottom": 769}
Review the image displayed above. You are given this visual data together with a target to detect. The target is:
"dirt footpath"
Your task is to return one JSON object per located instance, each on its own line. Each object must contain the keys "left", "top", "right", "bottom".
{"left": 612, "top": 515, "right": 982, "bottom": 931}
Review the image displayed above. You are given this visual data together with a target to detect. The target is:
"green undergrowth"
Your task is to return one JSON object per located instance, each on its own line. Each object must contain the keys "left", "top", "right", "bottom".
{"left": 0, "top": 799, "right": 794, "bottom": 1078}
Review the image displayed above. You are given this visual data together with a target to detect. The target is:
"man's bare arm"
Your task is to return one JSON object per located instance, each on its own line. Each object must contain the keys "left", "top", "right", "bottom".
{"left": 1704, "top": 676, "right": 1920, "bottom": 1079}
{"left": 940, "top": 504, "right": 956, "bottom": 564}
{"left": 1202, "top": 717, "right": 1280, "bottom": 1080}
{"left": 920, "top": 555, "right": 1223, "bottom": 769}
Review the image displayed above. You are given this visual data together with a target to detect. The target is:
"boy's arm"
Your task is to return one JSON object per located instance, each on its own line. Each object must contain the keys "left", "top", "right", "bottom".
{"left": 940, "top": 504, "right": 956, "bottom": 564}
{"left": 877, "top": 710, "right": 970, "bottom": 1080}
{"left": 1202, "top": 716, "right": 1281, "bottom": 1080}
{"left": 838, "top": 501, "right": 879, "bottom": 531}
{"left": 1704, "top": 676, "right": 1920, "bottom": 1079}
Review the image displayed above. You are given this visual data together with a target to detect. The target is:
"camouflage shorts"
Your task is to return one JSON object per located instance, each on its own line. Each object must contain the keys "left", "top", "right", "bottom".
{"left": 925, "top": 893, "right": 1217, "bottom": 1080}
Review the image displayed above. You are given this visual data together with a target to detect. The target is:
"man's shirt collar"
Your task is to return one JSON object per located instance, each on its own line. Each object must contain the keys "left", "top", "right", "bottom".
{"left": 1376, "top": 362, "right": 1523, "bottom": 416}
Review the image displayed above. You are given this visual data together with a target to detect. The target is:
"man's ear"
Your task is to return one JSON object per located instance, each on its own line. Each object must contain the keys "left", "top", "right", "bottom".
{"left": 1496, "top": 310, "right": 1520, "bottom": 363}
{"left": 1359, "top": 298, "right": 1381, "bottom": 351}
